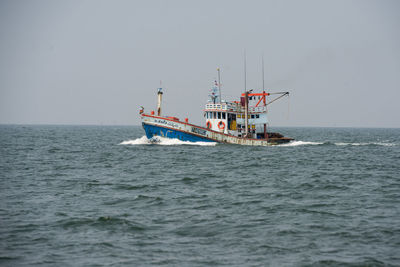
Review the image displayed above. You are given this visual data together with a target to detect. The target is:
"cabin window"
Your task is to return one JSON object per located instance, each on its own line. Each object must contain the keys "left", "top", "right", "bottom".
{"left": 222, "top": 112, "right": 226, "bottom": 119}
{"left": 218, "top": 112, "right": 221, "bottom": 119}
{"left": 237, "top": 124, "right": 241, "bottom": 128}
{"left": 256, "top": 114, "right": 260, "bottom": 118}
{"left": 213, "top": 112, "right": 216, "bottom": 119}
{"left": 251, "top": 115, "right": 255, "bottom": 119}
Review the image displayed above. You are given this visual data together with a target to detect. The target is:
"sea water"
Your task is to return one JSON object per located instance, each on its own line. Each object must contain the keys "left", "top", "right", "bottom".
{"left": 0, "top": 125, "right": 399, "bottom": 266}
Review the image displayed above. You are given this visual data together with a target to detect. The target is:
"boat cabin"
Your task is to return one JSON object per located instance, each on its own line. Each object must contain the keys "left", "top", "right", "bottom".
{"left": 204, "top": 81, "right": 270, "bottom": 139}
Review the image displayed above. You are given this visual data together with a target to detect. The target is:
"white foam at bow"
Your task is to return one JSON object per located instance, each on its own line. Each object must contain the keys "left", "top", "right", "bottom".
{"left": 278, "top": 141, "right": 323, "bottom": 147}
{"left": 120, "top": 135, "right": 217, "bottom": 146}
{"left": 120, "top": 136, "right": 151, "bottom": 145}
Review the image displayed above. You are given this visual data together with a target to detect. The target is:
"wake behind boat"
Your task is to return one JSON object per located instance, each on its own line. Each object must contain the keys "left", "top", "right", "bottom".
{"left": 140, "top": 69, "right": 293, "bottom": 146}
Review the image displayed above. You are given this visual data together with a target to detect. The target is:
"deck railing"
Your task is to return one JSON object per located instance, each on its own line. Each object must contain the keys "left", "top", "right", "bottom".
{"left": 205, "top": 103, "right": 266, "bottom": 113}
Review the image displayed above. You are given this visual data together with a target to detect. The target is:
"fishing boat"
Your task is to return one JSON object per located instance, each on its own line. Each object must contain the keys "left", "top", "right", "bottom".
{"left": 140, "top": 69, "right": 293, "bottom": 146}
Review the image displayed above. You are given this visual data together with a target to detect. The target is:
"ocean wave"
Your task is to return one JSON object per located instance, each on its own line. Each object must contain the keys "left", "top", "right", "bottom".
{"left": 279, "top": 141, "right": 396, "bottom": 147}
{"left": 335, "top": 142, "right": 396, "bottom": 146}
{"left": 120, "top": 135, "right": 217, "bottom": 146}
{"left": 59, "top": 216, "right": 147, "bottom": 231}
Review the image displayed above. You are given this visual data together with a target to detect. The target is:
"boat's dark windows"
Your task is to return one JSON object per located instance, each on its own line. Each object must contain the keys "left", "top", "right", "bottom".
{"left": 237, "top": 124, "right": 241, "bottom": 128}
{"left": 256, "top": 114, "right": 260, "bottom": 118}
{"left": 213, "top": 112, "right": 216, "bottom": 119}
{"left": 222, "top": 112, "right": 226, "bottom": 119}
{"left": 218, "top": 112, "right": 221, "bottom": 119}
{"left": 251, "top": 115, "right": 255, "bottom": 119}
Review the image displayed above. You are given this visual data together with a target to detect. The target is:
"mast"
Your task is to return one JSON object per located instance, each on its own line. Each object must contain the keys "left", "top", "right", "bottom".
{"left": 244, "top": 50, "right": 247, "bottom": 92}
{"left": 244, "top": 90, "right": 249, "bottom": 138}
{"left": 262, "top": 56, "right": 267, "bottom": 140}
{"left": 243, "top": 50, "right": 249, "bottom": 138}
{"left": 217, "top": 68, "right": 221, "bottom": 103}
{"left": 262, "top": 55, "right": 265, "bottom": 92}
{"left": 157, "top": 81, "right": 163, "bottom": 116}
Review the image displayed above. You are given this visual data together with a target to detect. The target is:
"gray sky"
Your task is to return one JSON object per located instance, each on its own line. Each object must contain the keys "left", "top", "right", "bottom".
{"left": 1, "top": 0, "right": 399, "bottom": 127}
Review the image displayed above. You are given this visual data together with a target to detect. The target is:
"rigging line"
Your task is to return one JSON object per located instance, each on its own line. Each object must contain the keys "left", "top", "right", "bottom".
{"left": 266, "top": 92, "right": 289, "bottom": 106}
{"left": 268, "top": 91, "right": 290, "bottom": 95}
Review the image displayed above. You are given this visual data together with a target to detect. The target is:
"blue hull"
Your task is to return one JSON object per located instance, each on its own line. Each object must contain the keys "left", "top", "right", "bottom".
{"left": 142, "top": 123, "right": 215, "bottom": 143}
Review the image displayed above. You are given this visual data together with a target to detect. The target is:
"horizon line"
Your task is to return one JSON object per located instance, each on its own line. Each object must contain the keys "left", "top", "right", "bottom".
{"left": 0, "top": 123, "right": 399, "bottom": 129}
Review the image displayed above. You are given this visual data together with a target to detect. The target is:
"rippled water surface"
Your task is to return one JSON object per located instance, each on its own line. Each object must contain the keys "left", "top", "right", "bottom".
{"left": 1, "top": 125, "right": 399, "bottom": 266}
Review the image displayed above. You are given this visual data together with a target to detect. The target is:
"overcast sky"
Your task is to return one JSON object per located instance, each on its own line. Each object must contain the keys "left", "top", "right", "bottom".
{"left": 0, "top": 0, "right": 399, "bottom": 127}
